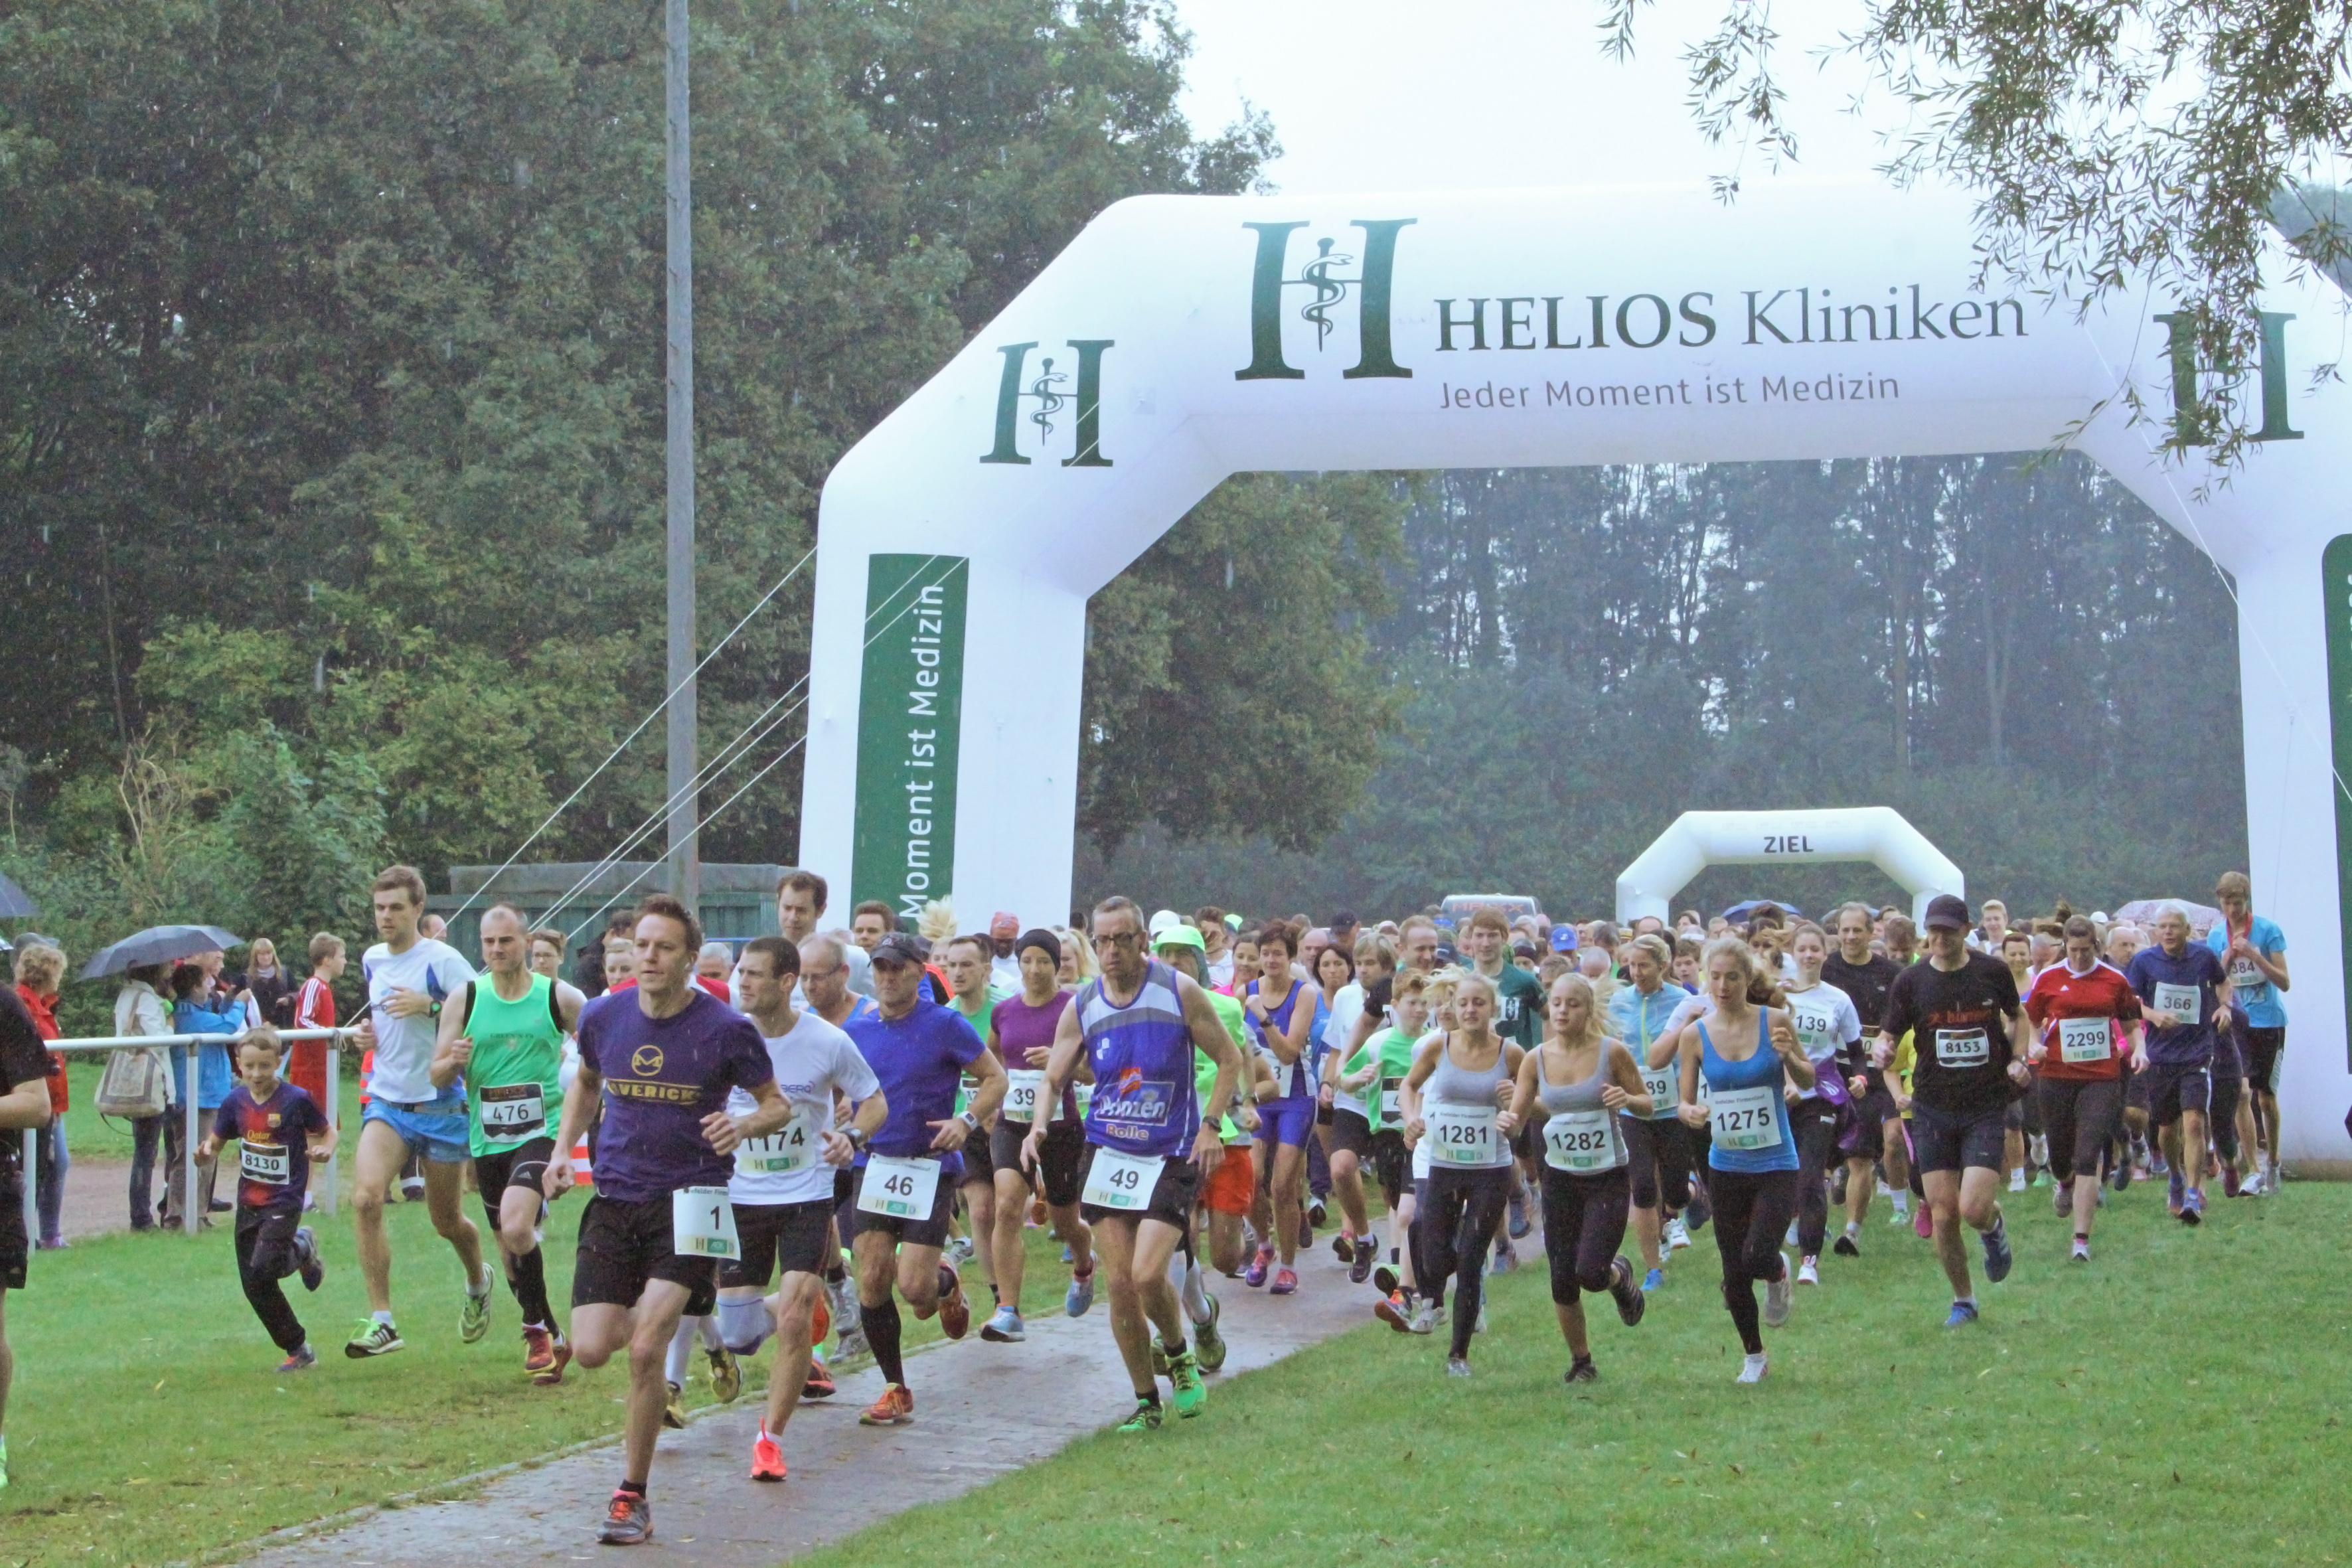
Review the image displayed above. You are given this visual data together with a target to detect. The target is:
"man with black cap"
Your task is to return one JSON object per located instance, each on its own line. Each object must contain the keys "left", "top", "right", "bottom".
{"left": 980, "top": 928, "right": 1097, "bottom": 1342}
{"left": 840, "top": 932, "right": 1007, "bottom": 1427}
{"left": 1876, "top": 893, "right": 2030, "bottom": 1326}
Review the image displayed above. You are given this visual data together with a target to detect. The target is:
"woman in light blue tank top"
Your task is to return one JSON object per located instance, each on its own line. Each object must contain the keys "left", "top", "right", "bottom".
{"left": 1668, "top": 937, "right": 1816, "bottom": 1383}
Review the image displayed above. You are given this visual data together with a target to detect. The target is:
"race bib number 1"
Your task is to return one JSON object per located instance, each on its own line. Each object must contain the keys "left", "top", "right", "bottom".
{"left": 856, "top": 1155, "right": 942, "bottom": 1220}
{"left": 672, "top": 1186, "right": 741, "bottom": 1259}
{"left": 1080, "top": 1147, "right": 1164, "bottom": 1211}
{"left": 1425, "top": 1104, "right": 1498, "bottom": 1166}
{"left": 2056, "top": 1017, "right": 2112, "bottom": 1065}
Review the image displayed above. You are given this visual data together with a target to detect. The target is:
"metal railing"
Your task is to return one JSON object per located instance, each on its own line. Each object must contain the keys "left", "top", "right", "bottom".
{"left": 25, "top": 1028, "right": 357, "bottom": 1241}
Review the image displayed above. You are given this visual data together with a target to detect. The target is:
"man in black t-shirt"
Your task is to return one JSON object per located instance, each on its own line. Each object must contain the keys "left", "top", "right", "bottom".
{"left": 1823, "top": 902, "right": 1905, "bottom": 1244}
{"left": 1, "top": 982, "right": 60, "bottom": 1489}
{"left": 1877, "top": 894, "right": 2029, "bottom": 1327}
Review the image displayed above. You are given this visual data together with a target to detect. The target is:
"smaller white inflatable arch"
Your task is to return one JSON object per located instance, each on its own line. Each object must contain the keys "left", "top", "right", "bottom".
{"left": 1615, "top": 807, "right": 1964, "bottom": 928}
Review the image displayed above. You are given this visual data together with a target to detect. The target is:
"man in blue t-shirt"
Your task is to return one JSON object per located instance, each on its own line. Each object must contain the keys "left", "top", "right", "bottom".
{"left": 548, "top": 895, "right": 789, "bottom": 1547}
{"left": 2125, "top": 905, "right": 2232, "bottom": 1227}
{"left": 2209, "top": 872, "right": 2290, "bottom": 1194}
{"left": 840, "top": 932, "right": 1005, "bottom": 1429}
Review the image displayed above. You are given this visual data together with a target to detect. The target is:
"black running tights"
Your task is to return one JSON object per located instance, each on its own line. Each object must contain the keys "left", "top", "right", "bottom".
{"left": 1707, "top": 1165, "right": 1795, "bottom": 1356}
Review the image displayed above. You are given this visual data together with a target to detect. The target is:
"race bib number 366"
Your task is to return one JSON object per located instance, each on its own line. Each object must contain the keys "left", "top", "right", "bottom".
{"left": 2152, "top": 982, "right": 2201, "bottom": 1024}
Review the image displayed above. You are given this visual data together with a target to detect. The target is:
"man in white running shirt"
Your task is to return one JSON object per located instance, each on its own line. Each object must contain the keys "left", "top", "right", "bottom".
{"left": 347, "top": 865, "right": 491, "bottom": 1359}
{"left": 716, "top": 936, "right": 885, "bottom": 1482}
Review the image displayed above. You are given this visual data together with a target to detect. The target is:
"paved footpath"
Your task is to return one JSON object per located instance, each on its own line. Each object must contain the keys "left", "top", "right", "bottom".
{"left": 238, "top": 1224, "right": 1405, "bottom": 1567}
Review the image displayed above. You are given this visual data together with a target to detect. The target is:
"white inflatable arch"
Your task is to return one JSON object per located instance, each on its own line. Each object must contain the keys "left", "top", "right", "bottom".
{"left": 1615, "top": 808, "right": 1963, "bottom": 928}
{"left": 797, "top": 179, "right": 2352, "bottom": 1162}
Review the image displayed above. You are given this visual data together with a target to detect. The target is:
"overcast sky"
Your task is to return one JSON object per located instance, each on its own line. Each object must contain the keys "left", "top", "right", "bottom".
{"left": 1168, "top": 0, "right": 1908, "bottom": 196}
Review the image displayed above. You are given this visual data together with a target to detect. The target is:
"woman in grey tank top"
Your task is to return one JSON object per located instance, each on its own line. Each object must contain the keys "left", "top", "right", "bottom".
{"left": 1398, "top": 970, "right": 1524, "bottom": 1375}
{"left": 1502, "top": 972, "right": 1653, "bottom": 1381}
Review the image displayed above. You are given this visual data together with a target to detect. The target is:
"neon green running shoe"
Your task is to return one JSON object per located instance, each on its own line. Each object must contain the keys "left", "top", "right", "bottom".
{"left": 1168, "top": 1349, "right": 1206, "bottom": 1418}
{"left": 459, "top": 1278, "right": 493, "bottom": 1344}
{"left": 345, "top": 1318, "right": 406, "bottom": 1358}
{"left": 1115, "top": 1398, "right": 1164, "bottom": 1433}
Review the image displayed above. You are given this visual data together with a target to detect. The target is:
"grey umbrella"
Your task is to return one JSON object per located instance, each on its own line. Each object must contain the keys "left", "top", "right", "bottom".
{"left": 80, "top": 924, "right": 243, "bottom": 979}
{"left": 0, "top": 870, "right": 35, "bottom": 919}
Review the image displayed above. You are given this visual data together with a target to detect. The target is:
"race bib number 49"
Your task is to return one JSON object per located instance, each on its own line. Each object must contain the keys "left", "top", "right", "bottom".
{"left": 1080, "top": 1147, "right": 1164, "bottom": 1211}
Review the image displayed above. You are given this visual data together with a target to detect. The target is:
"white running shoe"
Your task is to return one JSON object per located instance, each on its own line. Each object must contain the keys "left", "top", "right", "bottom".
{"left": 1737, "top": 1352, "right": 1769, "bottom": 1384}
{"left": 1796, "top": 1256, "right": 1820, "bottom": 1287}
{"left": 1784, "top": 1219, "right": 1800, "bottom": 1247}
{"left": 2240, "top": 1170, "right": 2267, "bottom": 1197}
{"left": 1407, "top": 1301, "right": 1437, "bottom": 1336}
{"left": 1665, "top": 1217, "right": 1691, "bottom": 1251}
{"left": 1762, "top": 1255, "right": 1792, "bottom": 1328}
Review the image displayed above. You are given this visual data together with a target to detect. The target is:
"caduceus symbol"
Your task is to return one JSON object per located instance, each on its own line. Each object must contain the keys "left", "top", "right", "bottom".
{"left": 1025, "top": 356, "right": 1070, "bottom": 443}
{"left": 1294, "top": 238, "right": 1356, "bottom": 351}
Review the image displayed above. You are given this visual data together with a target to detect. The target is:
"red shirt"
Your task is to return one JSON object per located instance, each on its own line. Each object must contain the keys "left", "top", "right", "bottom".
{"left": 2024, "top": 961, "right": 2142, "bottom": 1081}
{"left": 15, "top": 983, "right": 64, "bottom": 1114}
{"left": 291, "top": 977, "right": 337, "bottom": 1107}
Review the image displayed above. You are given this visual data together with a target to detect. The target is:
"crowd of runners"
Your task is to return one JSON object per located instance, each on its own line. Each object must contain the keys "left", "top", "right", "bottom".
{"left": 0, "top": 864, "right": 2297, "bottom": 1535}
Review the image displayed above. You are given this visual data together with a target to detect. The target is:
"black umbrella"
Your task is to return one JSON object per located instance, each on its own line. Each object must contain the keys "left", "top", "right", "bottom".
{"left": 80, "top": 924, "right": 242, "bottom": 979}
{"left": 0, "top": 870, "right": 35, "bottom": 919}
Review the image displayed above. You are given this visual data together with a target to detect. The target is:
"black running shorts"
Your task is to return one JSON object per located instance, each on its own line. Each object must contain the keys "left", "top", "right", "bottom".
{"left": 718, "top": 1198, "right": 834, "bottom": 1290}
{"left": 991, "top": 1117, "right": 1086, "bottom": 1208}
{"left": 849, "top": 1160, "right": 956, "bottom": 1249}
{"left": 1077, "top": 1145, "right": 1201, "bottom": 1229}
{"left": 473, "top": 1138, "right": 556, "bottom": 1223}
{"left": 1907, "top": 1101, "right": 2007, "bottom": 1176}
{"left": 571, "top": 1193, "right": 718, "bottom": 1316}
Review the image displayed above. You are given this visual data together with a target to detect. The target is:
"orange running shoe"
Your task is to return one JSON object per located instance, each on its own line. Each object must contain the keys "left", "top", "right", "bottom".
{"left": 802, "top": 1356, "right": 836, "bottom": 1399}
{"left": 937, "top": 1264, "right": 969, "bottom": 1340}
{"left": 750, "top": 1425, "right": 787, "bottom": 1482}
{"left": 858, "top": 1381, "right": 914, "bottom": 1427}
{"left": 523, "top": 1325, "right": 571, "bottom": 1385}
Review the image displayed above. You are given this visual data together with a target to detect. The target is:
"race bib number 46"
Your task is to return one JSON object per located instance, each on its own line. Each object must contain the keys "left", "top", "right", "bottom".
{"left": 856, "top": 1155, "right": 942, "bottom": 1220}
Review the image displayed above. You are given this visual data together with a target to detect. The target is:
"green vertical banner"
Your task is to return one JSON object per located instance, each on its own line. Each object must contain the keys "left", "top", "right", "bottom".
{"left": 850, "top": 554, "right": 970, "bottom": 921}
{"left": 2324, "top": 534, "right": 2352, "bottom": 1067}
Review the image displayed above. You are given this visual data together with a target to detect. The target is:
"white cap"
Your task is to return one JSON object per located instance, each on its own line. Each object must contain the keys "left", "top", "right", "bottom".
{"left": 1148, "top": 908, "right": 1184, "bottom": 938}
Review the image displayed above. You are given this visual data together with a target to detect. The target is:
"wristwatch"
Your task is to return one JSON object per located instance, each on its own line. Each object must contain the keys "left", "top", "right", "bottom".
{"left": 959, "top": 1109, "right": 981, "bottom": 1133}
{"left": 844, "top": 1125, "right": 868, "bottom": 1151}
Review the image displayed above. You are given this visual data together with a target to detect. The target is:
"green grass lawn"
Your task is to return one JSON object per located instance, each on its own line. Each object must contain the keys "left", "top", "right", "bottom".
{"left": 56, "top": 1060, "right": 367, "bottom": 1164}
{"left": 0, "top": 1174, "right": 988, "bottom": 1567}
{"left": 800, "top": 1180, "right": 2352, "bottom": 1568}
{"left": 7, "top": 1174, "right": 2347, "bottom": 1567}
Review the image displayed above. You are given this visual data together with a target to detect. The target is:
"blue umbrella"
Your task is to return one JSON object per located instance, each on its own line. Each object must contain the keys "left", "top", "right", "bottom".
{"left": 1720, "top": 899, "right": 1802, "bottom": 923}
{"left": 80, "top": 924, "right": 243, "bottom": 979}
{"left": 0, "top": 870, "right": 35, "bottom": 919}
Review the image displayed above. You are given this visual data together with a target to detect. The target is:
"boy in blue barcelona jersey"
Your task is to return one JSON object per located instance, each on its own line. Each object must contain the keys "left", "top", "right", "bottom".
{"left": 199, "top": 1028, "right": 337, "bottom": 1370}
{"left": 547, "top": 895, "right": 792, "bottom": 1547}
